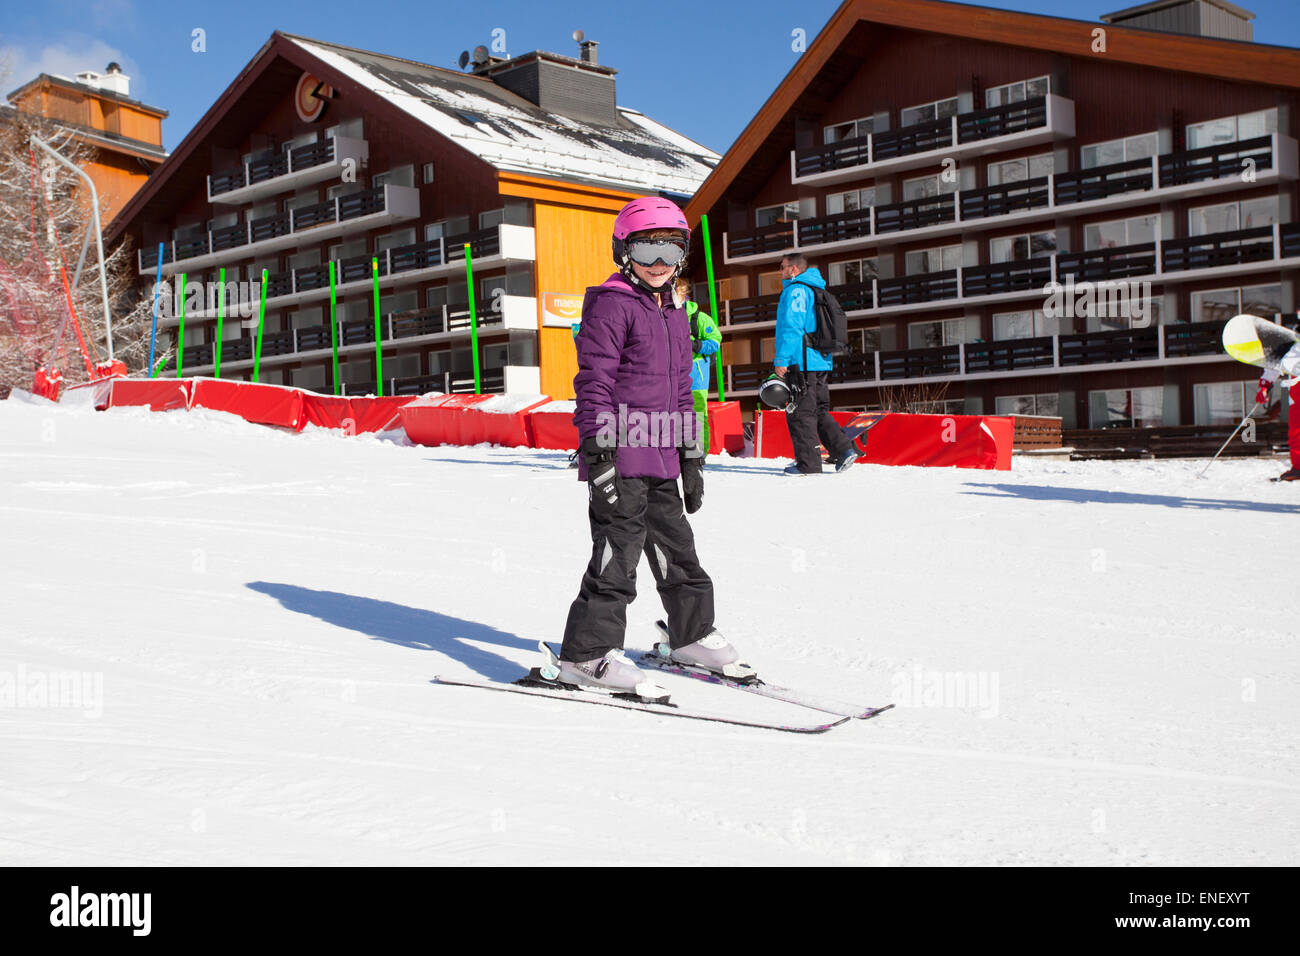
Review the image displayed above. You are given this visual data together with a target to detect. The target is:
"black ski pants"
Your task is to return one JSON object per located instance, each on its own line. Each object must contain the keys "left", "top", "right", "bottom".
{"left": 788, "top": 369, "right": 855, "bottom": 473}
{"left": 561, "top": 476, "right": 714, "bottom": 663}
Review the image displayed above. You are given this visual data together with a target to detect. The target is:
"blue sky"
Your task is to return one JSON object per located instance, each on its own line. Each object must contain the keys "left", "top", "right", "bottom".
{"left": 3, "top": 0, "right": 1297, "bottom": 155}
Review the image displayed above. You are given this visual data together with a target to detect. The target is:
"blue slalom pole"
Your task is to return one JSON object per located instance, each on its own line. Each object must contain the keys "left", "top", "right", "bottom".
{"left": 148, "top": 242, "right": 163, "bottom": 377}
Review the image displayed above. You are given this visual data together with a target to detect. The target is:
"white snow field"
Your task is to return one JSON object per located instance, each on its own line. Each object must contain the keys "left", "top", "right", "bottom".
{"left": 1, "top": 394, "right": 1297, "bottom": 866}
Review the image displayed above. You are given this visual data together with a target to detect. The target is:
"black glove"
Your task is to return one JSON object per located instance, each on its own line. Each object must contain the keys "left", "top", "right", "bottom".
{"left": 580, "top": 436, "right": 620, "bottom": 517}
{"left": 680, "top": 439, "right": 704, "bottom": 514}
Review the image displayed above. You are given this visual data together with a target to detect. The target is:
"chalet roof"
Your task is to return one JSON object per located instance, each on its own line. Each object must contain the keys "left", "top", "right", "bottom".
{"left": 6, "top": 72, "right": 169, "bottom": 118}
{"left": 281, "top": 35, "right": 717, "bottom": 195}
{"left": 684, "top": 0, "right": 1300, "bottom": 225}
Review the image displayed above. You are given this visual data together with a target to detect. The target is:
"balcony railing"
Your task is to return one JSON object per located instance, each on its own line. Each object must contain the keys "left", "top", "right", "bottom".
{"left": 877, "top": 270, "right": 959, "bottom": 307}
{"left": 961, "top": 258, "right": 1051, "bottom": 298}
{"left": 797, "top": 209, "right": 871, "bottom": 247}
{"left": 1159, "top": 134, "right": 1273, "bottom": 187}
{"left": 875, "top": 193, "right": 955, "bottom": 234}
{"left": 1056, "top": 243, "right": 1157, "bottom": 283}
{"left": 1161, "top": 226, "right": 1275, "bottom": 272}
{"left": 725, "top": 133, "right": 1293, "bottom": 263}
{"left": 722, "top": 321, "right": 1231, "bottom": 392}
{"left": 792, "top": 95, "right": 1066, "bottom": 179}
{"left": 207, "top": 137, "right": 371, "bottom": 204}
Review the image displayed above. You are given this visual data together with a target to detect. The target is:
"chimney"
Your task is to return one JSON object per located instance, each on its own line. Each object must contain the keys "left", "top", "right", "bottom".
{"left": 1101, "top": 0, "right": 1254, "bottom": 41}
{"left": 485, "top": 45, "right": 619, "bottom": 125}
{"left": 75, "top": 62, "right": 131, "bottom": 97}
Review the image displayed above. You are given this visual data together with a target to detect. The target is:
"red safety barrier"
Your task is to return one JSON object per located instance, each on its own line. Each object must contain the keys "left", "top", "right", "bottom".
{"left": 757, "top": 410, "right": 1013, "bottom": 470}
{"left": 302, "top": 393, "right": 415, "bottom": 434}
{"left": 706, "top": 401, "right": 745, "bottom": 455}
{"left": 108, "top": 378, "right": 193, "bottom": 412}
{"left": 465, "top": 394, "right": 550, "bottom": 448}
{"left": 398, "top": 394, "right": 501, "bottom": 446}
{"left": 190, "top": 378, "right": 307, "bottom": 431}
{"left": 61, "top": 377, "right": 116, "bottom": 409}
{"left": 528, "top": 400, "right": 579, "bottom": 451}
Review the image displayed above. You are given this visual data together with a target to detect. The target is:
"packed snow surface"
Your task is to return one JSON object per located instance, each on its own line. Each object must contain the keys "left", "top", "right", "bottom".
{"left": 1, "top": 396, "right": 1296, "bottom": 865}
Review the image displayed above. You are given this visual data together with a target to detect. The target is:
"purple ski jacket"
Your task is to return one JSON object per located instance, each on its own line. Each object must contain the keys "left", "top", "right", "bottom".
{"left": 573, "top": 272, "right": 695, "bottom": 481}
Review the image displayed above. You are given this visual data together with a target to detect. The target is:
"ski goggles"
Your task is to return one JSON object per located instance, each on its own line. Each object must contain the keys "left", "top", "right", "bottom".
{"left": 625, "top": 237, "right": 687, "bottom": 267}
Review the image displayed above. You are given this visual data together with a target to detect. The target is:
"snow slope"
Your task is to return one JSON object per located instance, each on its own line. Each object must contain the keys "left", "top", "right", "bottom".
{"left": 1, "top": 396, "right": 1297, "bottom": 865}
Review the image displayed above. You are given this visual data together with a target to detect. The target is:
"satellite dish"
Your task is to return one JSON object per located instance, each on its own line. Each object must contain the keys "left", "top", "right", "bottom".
{"left": 573, "top": 29, "right": 585, "bottom": 43}
{"left": 458, "top": 50, "right": 470, "bottom": 70}
{"left": 472, "top": 45, "right": 489, "bottom": 65}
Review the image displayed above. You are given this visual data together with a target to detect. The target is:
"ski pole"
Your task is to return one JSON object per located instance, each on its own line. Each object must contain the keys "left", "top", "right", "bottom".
{"left": 1198, "top": 402, "right": 1262, "bottom": 478}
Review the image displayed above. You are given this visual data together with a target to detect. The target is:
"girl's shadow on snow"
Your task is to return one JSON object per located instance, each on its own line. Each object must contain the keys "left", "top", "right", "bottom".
{"left": 246, "top": 581, "right": 534, "bottom": 682}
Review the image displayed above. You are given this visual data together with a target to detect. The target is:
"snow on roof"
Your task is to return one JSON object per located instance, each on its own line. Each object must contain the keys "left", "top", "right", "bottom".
{"left": 285, "top": 36, "right": 719, "bottom": 196}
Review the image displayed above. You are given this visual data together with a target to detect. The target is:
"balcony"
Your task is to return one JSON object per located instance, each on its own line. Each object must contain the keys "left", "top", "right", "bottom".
{"left": 723, "top": 133, "right": 1297, "bottom": 264}
{"left": 141, "top": 184, "right": 422, "bottom": 275}
{"left": 719, "top": 223, "right": 1300, "bottom": 326}
{"left": 791, "top": 94, "right": 1075, "bottom": 185}
{"left": 174, "top": 296, "right": 538, "bottom": 376}
{"left": 157, "top": 224, "right": 534, "bottom": 325}
{"left": 207, "top": 136, "right": 370, "bottom": 204}
{"left": 720, "top": 320, "right": 1233, "bottom": 395}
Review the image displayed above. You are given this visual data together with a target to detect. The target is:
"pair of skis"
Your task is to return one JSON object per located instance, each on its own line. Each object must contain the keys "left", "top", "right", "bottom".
{"left": 432, "top": 623, "right": 893, "bottom": 735}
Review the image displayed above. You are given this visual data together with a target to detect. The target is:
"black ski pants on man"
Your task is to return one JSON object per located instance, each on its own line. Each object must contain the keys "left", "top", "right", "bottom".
{"left": 788, "top": 369, "right": 856, "bottom": 473}
{"left": 561, "top": 476, "right": 714, "bottom": 663}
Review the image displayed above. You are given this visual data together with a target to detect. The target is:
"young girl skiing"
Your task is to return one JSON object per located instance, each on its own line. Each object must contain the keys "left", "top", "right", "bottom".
{"left": 555, "top": 197, "right": 752, "bottom": 700}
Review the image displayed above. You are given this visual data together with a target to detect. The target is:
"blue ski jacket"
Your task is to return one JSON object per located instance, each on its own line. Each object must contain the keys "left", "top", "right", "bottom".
{"left": 774, "top": 267, "right": 832, "bottom": 372}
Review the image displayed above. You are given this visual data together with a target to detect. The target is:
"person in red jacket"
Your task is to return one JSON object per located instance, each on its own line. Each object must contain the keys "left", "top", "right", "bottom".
{"left": 556, "top": 198, "right": 754, "bottom": 699}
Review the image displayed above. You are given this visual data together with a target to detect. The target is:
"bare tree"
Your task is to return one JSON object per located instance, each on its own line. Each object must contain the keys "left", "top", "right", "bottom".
{"left": 873, "top": 381, "right": 954, "bottom": 413}
{"left": 0, "top": 78, "right": 162, "bottom": 395}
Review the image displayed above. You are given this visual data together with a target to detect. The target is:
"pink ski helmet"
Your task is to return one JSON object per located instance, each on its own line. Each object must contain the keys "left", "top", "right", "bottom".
{"left": 612, "top": 196, "right": 691, "bottom": 266}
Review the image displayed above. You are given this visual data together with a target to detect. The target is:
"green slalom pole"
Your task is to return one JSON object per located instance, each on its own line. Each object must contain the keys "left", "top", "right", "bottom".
{"left": 177, "top": 273, "right": 187, "bottom": 378}
{"left": 253, "top": 268, "right": 267, "bottom": 383}
{"left": 215, "top": 266, "right": 225, "bottom": 378}
{"left": 329, "top": 261, "right": 340, "bottom": 395}
{"left": 371, "top": 257, "right": 384, "bottom": 397}
{"left": 464, "top": 243, "right": 481, "bottom": 394}
{"left": 700, "top": 213, "right": 724, "bottom": 402}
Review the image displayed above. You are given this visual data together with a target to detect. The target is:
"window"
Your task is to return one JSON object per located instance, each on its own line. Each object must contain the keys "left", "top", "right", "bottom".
{"left": 758, "top": 272, "right": 783, "bottom": 295}
{"left": 909, "top": 398, "right": 967, "bottom": 415}
{"left": 989, "top": 231, "right": 1055, "bottom": 263}
{"left": 285, "top": 189, "right": 319, "bottom": 211}
{"left": 328, "top": 239, "right": 367, "bottom": 262}
{"left": 985, "top": 76, "right": 1050, "bottom": 108}
{"left": 1088, "top": 296, "right": 1161, "bottom": 333}
{"left": 826, "top": 187, "right": 876, "bottom": 215}
{"left": 824, "top": 116, "right": 874, "bottom": 143}
{"left": 291, "top": 365, "right": 328, "bottom": 391}
{"left": 373, "top": 165, "right": 414, "bottom": 188}
{"left": 379, "top": 291, "right": 418, "bottom": 318}
{"left": 901, "top": 96, "right": 958, "bottom": 128}
{"left": 905, "top": 244, "right": 963, "bottom": 275}
{"left": 327, "top": 181, "right": 362, "bottom": 200}
{"left": 325, "top": 118, "right": 364, "bottom": 140}
{"left": 993, "top": 310, "right": 1058, "bottom": 340}
{"left": 208, "top": 212, "right": 238, "bottom": 231}
{"left": 289, "top": 307, "right": 323, "bottom": 331}
{"left": 1081, "top": 132, "right": 1158, "bottom": 169}
{"left": 426, "top": 216, "right": 471, "bottom": 242}
{"left": 479, "top": 208, "right": 506, "bottom": 230}
{"left": 389, "top": 354, "right": 420, "bottom": 380}
{"left": 1188, "top": 197, "right": 1278, "bottom": 236}
{"left": 995, "top": 393, "right": 1060, "bottom": 416}
{"left": 908, "top": 316, "right": 978, "bottom": 348}
{"left": 1088, "top": 387, "right": 1164, "bottom": 427}
{"left": 375, "top": 228, "right": 416, "bottom": 253}
{"left": 1193, "top": 381, "right": 1261, "bottom": 425}
{"left": 423, "top": 162, "right": 435, "bottom": 184}
{"left": 853, "top": 327, "right": 881, "bottom": 352}
{"left": 828, "top": 257, "right": 880, "bottom": 287}
{"left": 1186, "top": 108, "right": 1278, "bottom": 149}
{"left": 287, "top": 249, "right": 321, "bottom": 272}
{"left": 1084, "top": 215, "right": 1159, "bottom": 250}
{"left": 247, "top": 202, "right": 276, "bottom": 223}
{"left": 756, "top": 202, "right": 800, "bottom": 227}
{"left": 902, "top": 173, "right": 958, "bottom": 200}
{"left": 987, "top": 153, "right": 1054, "bottom": 185}
{"left": 1190, "top": 284, "right": 1281, "bottom": 324}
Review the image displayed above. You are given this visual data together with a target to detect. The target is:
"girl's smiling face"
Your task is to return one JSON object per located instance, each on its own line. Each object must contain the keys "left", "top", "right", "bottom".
{"left": 630, "top": 259, "right": 675, "bottom": 288}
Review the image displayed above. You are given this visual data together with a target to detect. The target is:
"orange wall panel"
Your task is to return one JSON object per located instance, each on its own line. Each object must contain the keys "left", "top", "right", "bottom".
{"left": 532, "top": 201, "right": 619, "bottom": 400}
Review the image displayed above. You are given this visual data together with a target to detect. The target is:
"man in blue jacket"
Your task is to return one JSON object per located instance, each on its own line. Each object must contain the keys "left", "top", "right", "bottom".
{"left": 774, "top": 253, "right": 858, "bottom": 475}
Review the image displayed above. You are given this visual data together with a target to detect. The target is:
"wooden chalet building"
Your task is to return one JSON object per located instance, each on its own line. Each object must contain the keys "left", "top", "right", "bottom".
{"left": 685, "top": 0, "right": 1300, "bottom": 430}
{"left": 108, "top": 33, "right": 717, "bottom": 398}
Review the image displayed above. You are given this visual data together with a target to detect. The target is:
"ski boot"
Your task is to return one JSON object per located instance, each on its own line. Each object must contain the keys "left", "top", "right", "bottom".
{"left": 533, "top": 642, "right": 669, "bottom": 702}
{"left": 1277, "top": 468, "right": 1300, "bottom": 482}
{"left": 654, "top": 621, "right": 758, "bottom": 682}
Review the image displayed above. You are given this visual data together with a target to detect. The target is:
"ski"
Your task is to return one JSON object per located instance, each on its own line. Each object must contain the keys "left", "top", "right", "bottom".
{"left": 643, "top": 622, "right": 892, "bottom": 720}
{"left": 431, "top": 674, "right": 852, "bottom": 734}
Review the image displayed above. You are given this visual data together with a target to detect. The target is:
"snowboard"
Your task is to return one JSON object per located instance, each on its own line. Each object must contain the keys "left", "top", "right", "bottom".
{"left": 1222, "top": 313, "right": 1300, "bottom": 370}
{"left": 838, "top": 410, "right": 885, "bottom": 459}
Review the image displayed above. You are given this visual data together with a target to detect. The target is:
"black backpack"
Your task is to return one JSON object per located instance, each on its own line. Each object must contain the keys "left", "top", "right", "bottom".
{"left": 803, "top": 285, "right": 851, "bottom": 358}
